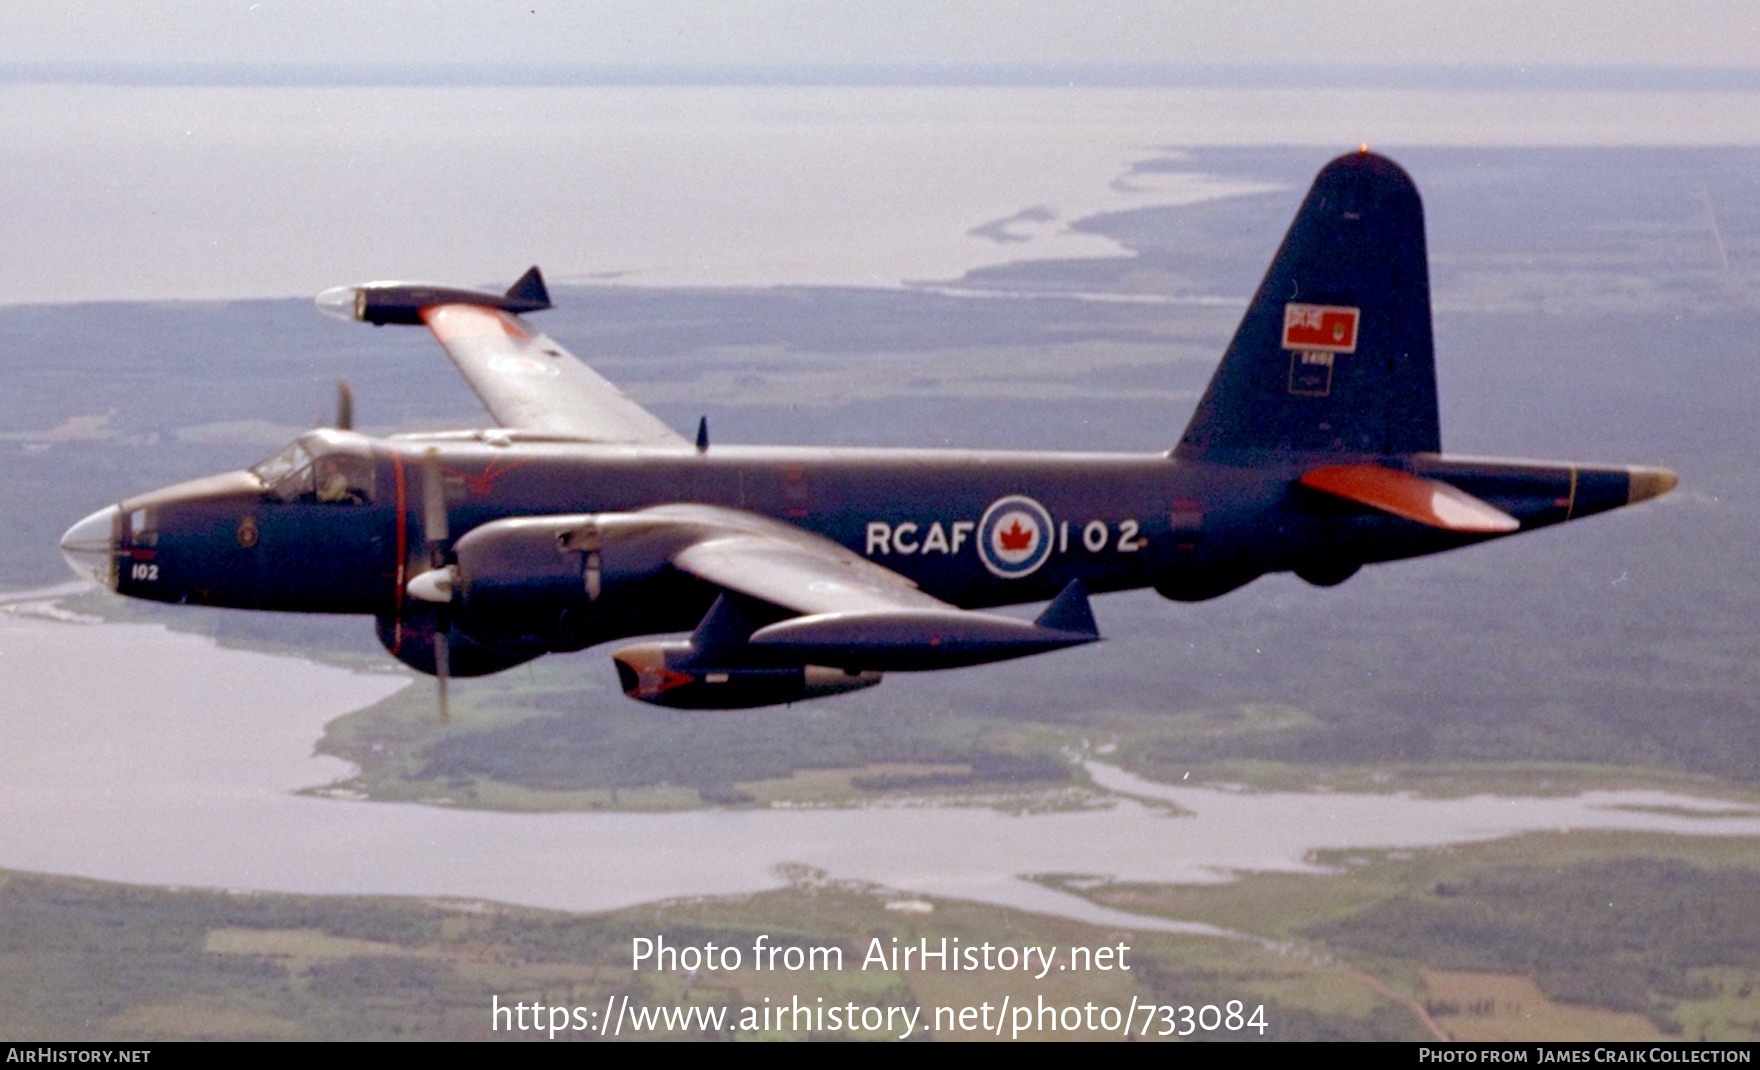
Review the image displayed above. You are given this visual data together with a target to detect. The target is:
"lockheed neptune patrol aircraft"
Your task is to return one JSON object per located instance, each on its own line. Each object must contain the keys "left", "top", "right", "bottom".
{"left": 59, "top": 151, "right": 1676, "bottom": 712}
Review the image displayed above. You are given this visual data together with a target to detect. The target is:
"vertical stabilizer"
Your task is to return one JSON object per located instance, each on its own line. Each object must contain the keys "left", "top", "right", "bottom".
{"left": 1176, "top": 151, "right": 1439, "bottom": 460}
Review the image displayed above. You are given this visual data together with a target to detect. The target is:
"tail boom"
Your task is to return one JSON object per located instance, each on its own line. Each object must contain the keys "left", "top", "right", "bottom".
{"left": 1410, "top": 456, "right": 1677, "bottom": 532}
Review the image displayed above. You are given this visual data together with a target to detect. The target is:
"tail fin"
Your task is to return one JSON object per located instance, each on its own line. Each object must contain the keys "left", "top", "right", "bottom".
{"left": 1176, "top": 151, "right": 1439, "bottom": 460}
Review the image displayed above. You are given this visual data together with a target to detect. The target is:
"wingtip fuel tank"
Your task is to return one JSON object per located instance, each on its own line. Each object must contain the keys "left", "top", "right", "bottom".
{"left": 316, "top": 265, "right": 552, "bottom": 326}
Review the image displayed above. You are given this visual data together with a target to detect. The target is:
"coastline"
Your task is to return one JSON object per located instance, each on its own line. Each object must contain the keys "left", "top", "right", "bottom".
{"left": 3, "top": 605, "right": 1758, "bottom": 928}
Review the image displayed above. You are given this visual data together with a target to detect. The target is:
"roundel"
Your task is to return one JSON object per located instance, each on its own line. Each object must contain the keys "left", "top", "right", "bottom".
{"left": 976, "top": 495, "right": 1054, "bottom": 579}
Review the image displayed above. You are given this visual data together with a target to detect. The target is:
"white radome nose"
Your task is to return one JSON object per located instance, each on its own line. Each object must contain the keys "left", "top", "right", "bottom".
{"left": 59, "top": 505, "right": 119, "bottom": 590}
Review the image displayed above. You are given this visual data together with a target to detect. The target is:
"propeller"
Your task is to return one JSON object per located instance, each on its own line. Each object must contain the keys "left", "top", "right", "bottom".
{"left": 421, "top": 447, "right": 452, "bottom": 724}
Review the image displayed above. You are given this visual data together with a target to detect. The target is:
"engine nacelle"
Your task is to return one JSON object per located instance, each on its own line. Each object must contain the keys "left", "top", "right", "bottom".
{"left": 436, "top": 513, "right": 689, "bottom": 646}
{"left": 1295, "top": 558, "right": 1361, "bottom": 587}
{"left": 1154, "top": 569, "right": 1260, "bottom": 603}
{"left": 375, "top": 608, "right": 541, "bottom": 678}
{"left": 612, "top": 641, "right": 882, "bottom": 710}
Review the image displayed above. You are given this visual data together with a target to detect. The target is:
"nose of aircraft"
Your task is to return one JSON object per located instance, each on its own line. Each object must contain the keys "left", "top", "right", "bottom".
{"left": 60, "top": 505, "right": 119, "bottom": 590}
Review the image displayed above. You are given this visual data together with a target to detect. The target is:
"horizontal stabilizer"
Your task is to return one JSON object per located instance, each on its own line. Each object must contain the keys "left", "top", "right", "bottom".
{"left": 1299, "top": 464, "right": 1519, "bottom": 533}
{"left": 749, "top": 607, "right": 1097, "bottom": 672}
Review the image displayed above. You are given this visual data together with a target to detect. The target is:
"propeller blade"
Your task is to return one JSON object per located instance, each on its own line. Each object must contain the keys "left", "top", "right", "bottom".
{"left": 419, "top": 447, "right": 453, "bottom": 723}
{"left": 421, "top": 447, "right": 449, "bottom": 553}
{"left": 335, "top": 379, "right": 354, "bottom": 431}
{"left": 433, "top": 629, "right": 451, "bottom": 725}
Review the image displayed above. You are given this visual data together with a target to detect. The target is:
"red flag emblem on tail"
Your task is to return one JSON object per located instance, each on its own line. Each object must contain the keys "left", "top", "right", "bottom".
{"left": 1282, "top": 303, "right": 1360, "bottom": 353}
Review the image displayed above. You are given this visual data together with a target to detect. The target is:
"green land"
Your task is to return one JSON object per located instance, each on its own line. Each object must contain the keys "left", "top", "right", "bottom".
{"left": 5, "top": 831, "right": 1759, "bottom": 1041}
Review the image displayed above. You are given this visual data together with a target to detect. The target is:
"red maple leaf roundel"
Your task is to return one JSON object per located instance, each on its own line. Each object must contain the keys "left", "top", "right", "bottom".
{"left": 976, "top": 495, "right": 1054, "bottom": 579}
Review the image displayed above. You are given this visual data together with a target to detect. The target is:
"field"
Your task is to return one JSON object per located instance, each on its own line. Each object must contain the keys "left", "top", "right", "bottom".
{"left": 6, "top": 827, "right": 1758, "bottom": 1041}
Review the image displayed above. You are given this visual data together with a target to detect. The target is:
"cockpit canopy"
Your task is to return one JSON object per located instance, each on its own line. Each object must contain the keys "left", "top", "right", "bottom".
{"left": 251, "top": 429, "right": 377, "bottom": 504}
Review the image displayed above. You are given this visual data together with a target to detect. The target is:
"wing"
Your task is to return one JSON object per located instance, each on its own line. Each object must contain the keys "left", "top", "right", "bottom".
{"left": 643, "top": 505, "right": 1099, "bottom": 671}
{"left": 663, "top": 508, "right": 946, "bottom": 618}
{"left": 422, "top": 303, "right": 688, "bottom": 446}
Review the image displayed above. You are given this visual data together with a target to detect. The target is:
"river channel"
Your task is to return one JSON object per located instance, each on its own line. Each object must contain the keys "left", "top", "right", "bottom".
{"left": 4, "top": 606, "right": 1757, "bottom": 931}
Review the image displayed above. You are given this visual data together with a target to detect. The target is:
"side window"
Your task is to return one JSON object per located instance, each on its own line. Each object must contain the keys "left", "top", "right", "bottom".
{"left": 253, "top": 440, "right": 374, "bottom": 505}
{"left": 312, "top": 453, "right": 374, "bottom": 505}
{"left": 252, "top": 442, "right": 313, "bottom": 501}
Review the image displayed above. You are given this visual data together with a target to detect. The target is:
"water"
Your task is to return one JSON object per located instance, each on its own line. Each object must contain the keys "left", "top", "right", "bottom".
{"left": 2, "top": 83, "right": 1757, "bottom": 305}
{"left": 3, "top": 607, "right": 1756, "bottom": 929}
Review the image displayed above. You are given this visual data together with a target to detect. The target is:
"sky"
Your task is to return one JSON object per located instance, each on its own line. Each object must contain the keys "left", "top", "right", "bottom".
{"left": 2, "top": 4, "right": 1757, "bottom": 303}
{"left": 2, "top": 1, "right": 1759, "bottom": 71}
